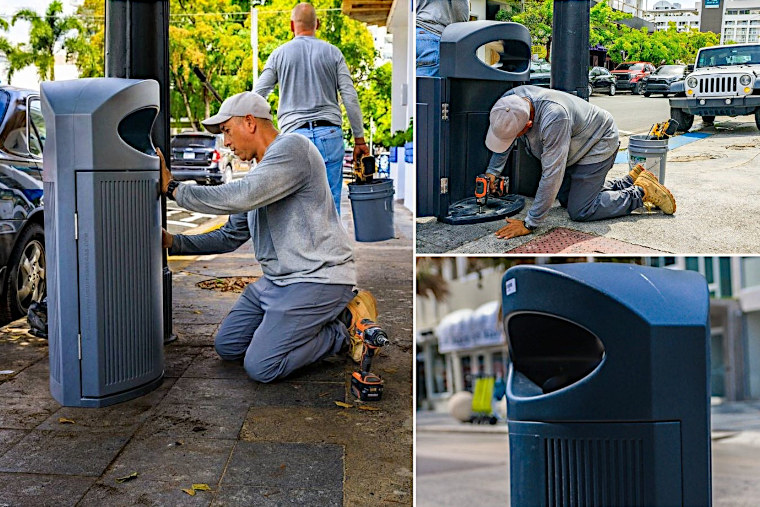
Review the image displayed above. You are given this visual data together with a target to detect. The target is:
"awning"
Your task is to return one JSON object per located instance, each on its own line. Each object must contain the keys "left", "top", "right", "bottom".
{"left": 341, "top": 0, "right": 394, "bottom": 27}
{"left": 436, "top": 300, "right": 505, "bottom": 353}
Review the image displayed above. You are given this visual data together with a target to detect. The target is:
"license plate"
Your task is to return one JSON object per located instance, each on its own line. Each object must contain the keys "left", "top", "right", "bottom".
{"left": 183, "top": 152, "right": 195, "bottom": 160}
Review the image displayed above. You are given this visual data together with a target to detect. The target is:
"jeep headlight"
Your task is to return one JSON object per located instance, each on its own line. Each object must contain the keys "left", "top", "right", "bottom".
{"left": 687, "top": 77, "right": 698, "bottom": 88}
{"left": 740, "top": 74, "right": 752, "bottom": 86}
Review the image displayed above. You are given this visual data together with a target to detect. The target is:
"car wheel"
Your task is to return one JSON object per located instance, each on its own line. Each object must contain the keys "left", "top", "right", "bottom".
{"left": 222, "top": 165, "right": 233, "bottom": 184}
{"left": 670, "top": 107, "right": 694, "bottom": 132}
{"left": 588, "top": 84, "right": 593, "bottom": 97}
{"left": 634, "top": 82, "right": 642, "bottom": 95}
{"left": 755, "top": 109, "right": 760, "bottom": 131}
{"left": 702, "top": 115, "right": 715, "bottom": 125}
{"left": 0, "top": 223, "right": 45, "bottom": 322}
{"left": 643, "top": 91, "right": 652, "bottom": 97}
{"left": 663, "top": 93, "right": 670, "bottom": 98}
{"left": 609, "top": 83, "right": 616, "bottom": 96}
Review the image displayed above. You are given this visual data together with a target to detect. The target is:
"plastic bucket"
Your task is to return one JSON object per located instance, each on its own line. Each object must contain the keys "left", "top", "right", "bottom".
{"left": 348, "top": 179, "right": 395, "bottom": 242}
{"left": 628, "top": 135, "right": 669, "bottom": 184}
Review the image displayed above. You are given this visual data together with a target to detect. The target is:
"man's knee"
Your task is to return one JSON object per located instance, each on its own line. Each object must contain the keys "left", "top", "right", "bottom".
{"left": 568, "top": 204, "right": 593, "bottom": 222}
{"left": 243, "top": 352, "right": 282, "bottom": 383}
{"left": 214, "top": 336, "right": 244, "bottom": 361}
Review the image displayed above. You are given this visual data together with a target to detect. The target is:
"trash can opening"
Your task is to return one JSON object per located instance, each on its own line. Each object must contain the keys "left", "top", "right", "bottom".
{"left": 507, "top": 312, "right": 605, "bottom": 395}
{"left": 477, "top": 39, "right": 531, "bottom": 73}
{"left": 118, "top": 107, "right": 158, "bottom": 155}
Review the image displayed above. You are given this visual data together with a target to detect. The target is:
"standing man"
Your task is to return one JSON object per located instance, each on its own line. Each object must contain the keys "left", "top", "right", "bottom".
{"left": 416, "top": 0, "right": 470, "bottom": 77}
{"left": 255, "top": 3, "right": 368, "bottom": 215}
{"left": 484, "top": 85, "right": 677, "bottom": 240}
{"left": 159, "top": 92, "right": 378, "bottom": 382}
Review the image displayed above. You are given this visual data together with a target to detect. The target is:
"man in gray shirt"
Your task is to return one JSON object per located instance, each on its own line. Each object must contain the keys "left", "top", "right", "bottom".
{"left": 416, "top": 0, "right": 470, "bottom": 76}
{"left": 255, "top": 3, "right": 369, "bottom": 215}
{"left": 160, "top": 92, "right": 379, "bottom": 381}
{"left": 484, "top": 85, "right": 677, "bottom": 239}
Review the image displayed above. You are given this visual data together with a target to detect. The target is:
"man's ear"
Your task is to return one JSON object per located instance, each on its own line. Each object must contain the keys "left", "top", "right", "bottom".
{"left": 245, "top": 115, "right": 257, "bottom": 133}
{"left": 316, "top": 19, "right": 320, "bottom": 31}
{"left": 290, "top": 20, "right": 295, "bottom": 34}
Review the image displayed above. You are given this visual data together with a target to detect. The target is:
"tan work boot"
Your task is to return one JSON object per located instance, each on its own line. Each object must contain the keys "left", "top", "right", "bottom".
{"left": 635, "top": 170, "right": 676, "bottom": 214}
{"left": 345, "top": 290, "right": 378, "bottom": 363}
{"left": 628, "top": 163, "right": 645, "bottom": 182}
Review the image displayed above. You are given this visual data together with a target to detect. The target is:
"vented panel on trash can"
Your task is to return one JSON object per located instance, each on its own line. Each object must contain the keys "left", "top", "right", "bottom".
{"left": 501, "top": 263, "right": 711, "bottom": 506}
{"left": 42, "top": 78, "right": 164, "bottom": 408}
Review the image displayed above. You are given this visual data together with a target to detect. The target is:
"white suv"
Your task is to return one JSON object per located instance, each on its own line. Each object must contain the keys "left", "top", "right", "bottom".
{"left": 669, "top": 43, "right": 760, "bottom": 131}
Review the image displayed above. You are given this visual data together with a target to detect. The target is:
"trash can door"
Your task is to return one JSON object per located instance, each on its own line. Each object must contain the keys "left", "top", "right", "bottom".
{"left": 76, "top": 171, "right": 163, "bottom": 398}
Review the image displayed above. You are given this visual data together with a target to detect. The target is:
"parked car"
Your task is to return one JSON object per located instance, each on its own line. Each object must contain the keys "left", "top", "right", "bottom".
{"left": 588, "top": 66, "right": 617, "bottom": 96}
{"left": 529, "top": 59, "right": 551, "bottom": 88}
{"left": 0, "top": 86, "right": 46, "bottom": 321}
{"left": 170, "top": 132, "right": 233, "bottom": 185}
{"left": 611, "top": 61, "right": 656, "bottom": 94}
{"left": 642, "top": 64, "right": 689, "bottom": 97}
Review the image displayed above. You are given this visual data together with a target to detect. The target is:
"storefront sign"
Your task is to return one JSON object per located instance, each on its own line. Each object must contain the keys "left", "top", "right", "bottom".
{"left": 704, "top": 0, "right": 720, "bottom": 8}
{"left": 437, "top": 301, "right": 505, "bottom": 353}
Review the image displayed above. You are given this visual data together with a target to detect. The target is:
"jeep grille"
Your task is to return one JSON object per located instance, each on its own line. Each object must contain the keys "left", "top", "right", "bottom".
{"left": 695, "top": 75, "right": 741, "bottom": 96}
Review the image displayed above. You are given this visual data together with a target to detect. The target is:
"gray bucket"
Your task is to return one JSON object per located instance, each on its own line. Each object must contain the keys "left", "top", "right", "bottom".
{"left": 628, "top": 135, "right": 669, "bottom": 184}
{"left": 348, "top": 179, "right": 395, "bottom": 242}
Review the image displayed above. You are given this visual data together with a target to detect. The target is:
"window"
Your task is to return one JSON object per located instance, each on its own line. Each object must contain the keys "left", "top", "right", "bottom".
{"left": 27, "top": 97, "right": 45, "bottom": 158}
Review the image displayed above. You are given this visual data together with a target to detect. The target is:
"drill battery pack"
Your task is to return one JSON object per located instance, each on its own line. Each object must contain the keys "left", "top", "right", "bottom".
{"left": 351, "top": 371, "right": 384, "bottom": 401}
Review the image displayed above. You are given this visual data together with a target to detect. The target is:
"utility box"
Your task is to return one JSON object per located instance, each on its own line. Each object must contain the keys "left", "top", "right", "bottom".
{"left": 501, "top": 263, "right": 711, "bottom": 506}
{"left": 416, "top": 21, "right": 540, "bottom": 222}
{"left": 42, "top": 78, "right": 164, "bottom": 407}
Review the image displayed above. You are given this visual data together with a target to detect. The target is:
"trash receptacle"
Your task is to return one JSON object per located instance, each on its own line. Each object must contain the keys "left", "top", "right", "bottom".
{"left": 628, "top": 134, "right": 669, "bottom": 183}
{"left": 502, "top": 263, "right": 711, "bottom": 506}
{"left": 42, "top": 78, "right": 164, "bottom": 407}
{"left": 348, "top": 179, "right": 395, "bottom": 242}
{"left": 416, "top": 20, "right": 534, "bottom": 223}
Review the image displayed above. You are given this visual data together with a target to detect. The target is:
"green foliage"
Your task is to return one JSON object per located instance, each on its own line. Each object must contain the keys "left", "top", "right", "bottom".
{"left": 68, "top": 0, "right": 105, "bottom": 78}
{"left": 358, "top": 62, "right": 393, "bottom": 146}
{"left": 388, "top": 118, "right": 413, "bottom": 147}
{"left": 509, "top": 0, "right": 553, "bottom": 46}
{"left": 6, "top": 0, "right": 80, "bottom": 81}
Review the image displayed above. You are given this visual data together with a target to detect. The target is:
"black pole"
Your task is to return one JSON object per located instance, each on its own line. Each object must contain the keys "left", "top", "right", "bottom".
{"left": 551, "top": 0, "right": 590, "bottom": 100}
{"left": 105, "top": 0, "right": 176, "bottom": 344}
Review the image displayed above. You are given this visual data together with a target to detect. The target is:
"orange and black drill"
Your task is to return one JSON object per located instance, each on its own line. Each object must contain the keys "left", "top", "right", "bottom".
{"left": 474, "top": 173, "right": 509, "bottom": 213}
{"left": 351, "top": 318, "right": 390, "bottom": 401}
{"left": 353, "top": 154, "right": 376, "bottom": 184}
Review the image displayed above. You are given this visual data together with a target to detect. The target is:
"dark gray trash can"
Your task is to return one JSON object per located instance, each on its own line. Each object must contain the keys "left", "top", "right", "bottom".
{"left": 501, "top": 263, "right": 711, "bottom": 506}
{"left": 42, "top": 78, "right": 164, "bottom": 407}
{"left": 348, "top": 179, "right": 394, "bottom": 242}
{"left": 416, "top": 21, "right": 536, "bottom": 222}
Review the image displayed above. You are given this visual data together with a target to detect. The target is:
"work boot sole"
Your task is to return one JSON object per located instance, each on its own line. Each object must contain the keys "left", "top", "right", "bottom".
{"left": 636, "top": 170, "right": 676, "bottom": 214}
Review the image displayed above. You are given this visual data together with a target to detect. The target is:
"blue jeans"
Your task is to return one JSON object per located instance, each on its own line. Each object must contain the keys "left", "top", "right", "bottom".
{"left": 215, "top": 277, "right": 354, "bottom": 383}
{"left": 416, "top": 27, "right": 441, "bottom": 77}
{"left": 294, "top": 125, "right": 344, "bottom": 215}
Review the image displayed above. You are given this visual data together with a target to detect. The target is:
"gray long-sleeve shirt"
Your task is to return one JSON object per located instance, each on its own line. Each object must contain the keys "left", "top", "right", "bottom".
{"left": 170, "top": 133, "right": 356, "bottom": 287}
{"left": 416, "top": 0, "right": 470, "bottom": 35}
{"left": 486, "top": 85, "right": 618, "bottom": 228}
{"left": 254, "top": 35, "right": 364, "bottom": 138}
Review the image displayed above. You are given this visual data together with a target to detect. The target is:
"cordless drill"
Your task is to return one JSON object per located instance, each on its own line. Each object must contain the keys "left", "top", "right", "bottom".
{"left": 474, "top": 173, "right": 509, "bottom": 213}
{"left": 350, "top": 319, "right": 390, "bottom": 401}
{"left": 353, "top": 154, "right": 376, "bottom": 184}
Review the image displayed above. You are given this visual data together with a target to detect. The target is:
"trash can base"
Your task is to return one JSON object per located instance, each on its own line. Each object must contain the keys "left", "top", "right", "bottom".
{"left": 441, "top": 195, "right": 525, "bottom": 225}
{"left": 52, "top": 374, "right": 164, "bottom": 408}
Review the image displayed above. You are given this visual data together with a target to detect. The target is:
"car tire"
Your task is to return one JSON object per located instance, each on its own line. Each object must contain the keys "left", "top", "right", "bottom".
{"left": 0, "top": 223, "right": 45, "bottom": 322}
{"left": 702, "top": 115, "right": 715, "bottom": 125}
{"left": 643, "top": 91, "right": 651, "bottom": 97}
{"left": 755, "top": 109, "right": 760, "bottom": 130}
{"left": 608, "top": 83, "right": 616, "bottom": 96}
{"left": 670, "top": 107, "right": 694, "bottom": 132}
{"left": 222, "top": 165, "right": 233, "bottom": 184}
{"left": 663, "top": 93, "right": 670, "bottom": 98}
{"left": 634, "top": 82, "right": 643, "bottom": 95}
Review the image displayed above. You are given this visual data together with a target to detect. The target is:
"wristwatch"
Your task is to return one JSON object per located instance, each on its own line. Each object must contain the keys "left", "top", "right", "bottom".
{"left": 523, "top": 220, "right": 537, "bottom": 231}
{"left": 166, "top": 180, "right": 180, "bottom": 200}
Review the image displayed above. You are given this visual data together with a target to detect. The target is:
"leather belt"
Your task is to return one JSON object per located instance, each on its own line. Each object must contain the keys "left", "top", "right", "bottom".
{"left": 296, "top": 120, "right": 340, "bottom": 130}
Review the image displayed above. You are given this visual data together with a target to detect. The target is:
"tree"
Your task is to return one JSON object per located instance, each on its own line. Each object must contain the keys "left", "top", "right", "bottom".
{"left": 11, "top": 1, "right": 80, "bottom": 81}
{"left": 68, "top": 0, "right": 105, "bottom": 78}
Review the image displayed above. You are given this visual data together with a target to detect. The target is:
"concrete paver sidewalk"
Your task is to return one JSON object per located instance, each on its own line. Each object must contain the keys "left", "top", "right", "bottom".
{"left": 0, "top": 195, "right": 413, "bottom": 506}
{"left": 417, "top": 119, "right": 760, "bottom": 254}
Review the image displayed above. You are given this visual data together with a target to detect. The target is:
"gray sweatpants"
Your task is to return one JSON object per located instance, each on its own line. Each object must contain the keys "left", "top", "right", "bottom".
{"left": 214, "top": 276, "right": 355, "bottom": 383}
{"left": 556, "top": 152, "right": 644, "bottom": 221}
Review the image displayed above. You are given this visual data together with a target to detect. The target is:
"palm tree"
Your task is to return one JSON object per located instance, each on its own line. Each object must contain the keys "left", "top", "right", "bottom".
{"left": 11, "top": 1, "right": 80, "bottom": 81}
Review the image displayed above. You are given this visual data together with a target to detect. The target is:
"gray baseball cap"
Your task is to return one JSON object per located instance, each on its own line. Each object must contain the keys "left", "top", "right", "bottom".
{"left": 201, "top": 91, "right": 273, "bottom": 134}
{"left": 485, "top": 95, "right": 531, "bottom": 154}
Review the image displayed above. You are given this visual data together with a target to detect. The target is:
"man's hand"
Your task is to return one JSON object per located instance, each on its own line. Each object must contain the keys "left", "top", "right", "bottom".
{"left": 495, "top": 218, "right": 533, "bottom": 240}
{"left": 162, "top": 228, "right": 173, "bottom": 249}
{"left": 353, "top": 137, "right": 370, "bottom": 163}
{"left": 157, "top": 147, "right": 173, "bottom": 195}
{"left": 485, "top": 173, "right": 497, "bottom": 193}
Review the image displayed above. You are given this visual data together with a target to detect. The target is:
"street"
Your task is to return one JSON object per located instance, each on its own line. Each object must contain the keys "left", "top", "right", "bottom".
{"left": 416, "top": 431, "right": 760, "bottom": 506}
{"left": 165, "top": 200, "right": 219, "bottom": 236}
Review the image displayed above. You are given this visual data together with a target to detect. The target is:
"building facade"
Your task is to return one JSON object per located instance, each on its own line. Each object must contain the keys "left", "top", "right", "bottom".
{"left": 644, "top": 1, "right": 702, "bottom": 32}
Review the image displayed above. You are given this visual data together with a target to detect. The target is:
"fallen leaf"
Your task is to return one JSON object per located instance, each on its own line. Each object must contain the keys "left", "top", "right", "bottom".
{"left": 181, "top": 488, "right": 196, "bottom": 496}
{"left": 334, "top": 401, "right": 352, "bottom": 408}
{"left": 192, "top": 310, "right": 202, "bottom": 314}
{"left": 192, "top": 426, "right": 207, "bottom": 433}
{"left": 115, "top": 472, "right": 138, "bottom": 483}
{"left": 358, "top": 405, "right": 381, "bottom": 411}
{"left": 58, "top": 417, "right": 76, "bottom": 424}
{"left": 318, "top": 392, "right": 329, "bottom": 397}
{"left": 382, "top": 368, "right": 398, "bottom": 374}
{"left": 192, "top": 483, "right": 212, "bottom": 491}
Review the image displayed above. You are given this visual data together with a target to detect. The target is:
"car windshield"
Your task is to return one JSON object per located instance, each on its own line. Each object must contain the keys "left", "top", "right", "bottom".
{"left": 655, "top": 65, "right": 685, "bottom": 75}
{"left": 172, "top": 135, "right": 215, "bottom": 149}
{"left": 615, "top": 63, "right": 644, "bottom": 71}
{"left": 697, "top": 46, "right": 760, "bottom": 68}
